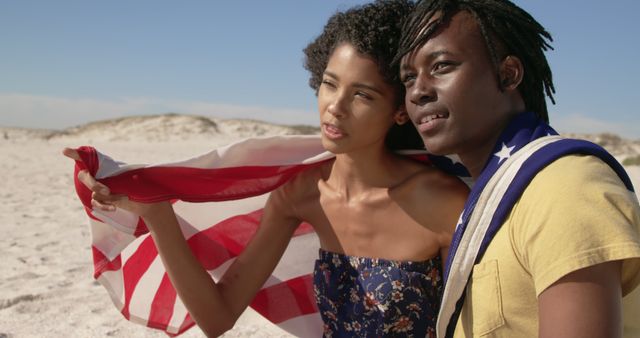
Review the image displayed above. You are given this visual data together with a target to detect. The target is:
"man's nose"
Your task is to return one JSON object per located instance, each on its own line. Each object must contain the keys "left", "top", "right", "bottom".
{"left": 407, "top": 76, "right": 435, "bottom": 106}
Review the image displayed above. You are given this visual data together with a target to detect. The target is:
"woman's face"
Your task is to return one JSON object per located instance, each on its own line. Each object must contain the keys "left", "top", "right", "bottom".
{"left": 318, "top": 43, "right": 404, "bottom": 154}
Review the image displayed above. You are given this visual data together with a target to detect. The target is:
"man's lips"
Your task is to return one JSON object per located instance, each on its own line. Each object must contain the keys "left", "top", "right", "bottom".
{"left": 322, "top": 123, "right": 346, "bottom": 139}
{"left": 415, "top": 112, "right": 448, "bottom": 133}
{"left": 418, "top": 113, "right": 447, "bottom": 124}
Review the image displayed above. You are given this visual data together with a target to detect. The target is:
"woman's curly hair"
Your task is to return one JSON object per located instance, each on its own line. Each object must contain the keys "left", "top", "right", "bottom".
{"left": 303, "top": 0, "right": 423, "bottom": 150}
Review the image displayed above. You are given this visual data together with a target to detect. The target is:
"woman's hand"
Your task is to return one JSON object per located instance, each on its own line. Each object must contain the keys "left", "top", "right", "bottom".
{"left": 62, "top": 148, "right": 167, "bottom": 218}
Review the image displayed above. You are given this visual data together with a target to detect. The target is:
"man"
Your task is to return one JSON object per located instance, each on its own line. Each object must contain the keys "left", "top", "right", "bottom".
{"left": 397, "top": 0, "right": 640, "bottom": 337}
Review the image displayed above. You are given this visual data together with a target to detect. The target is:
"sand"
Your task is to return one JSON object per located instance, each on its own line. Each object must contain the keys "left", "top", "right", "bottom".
{"left": 0, "top": 115, "right": 304, "bottom": 338}
{"left": 1, "top": 115, "right": 638, "bottom": 338}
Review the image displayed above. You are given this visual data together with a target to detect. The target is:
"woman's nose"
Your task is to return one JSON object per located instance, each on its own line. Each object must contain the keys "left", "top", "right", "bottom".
{"left": 327, "top": 93, "right": 348, "bottom": 118}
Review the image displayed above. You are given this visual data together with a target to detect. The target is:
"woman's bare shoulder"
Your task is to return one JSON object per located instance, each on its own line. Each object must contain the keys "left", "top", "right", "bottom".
{"left": 391, "top": 164, "right": 469, "bottom": 223}
{"left": 264, "top": 163, "right": 324, "bottom": 225}
{"left": 275, "top": 161, "right": 326, "bottom": 204}
{"left": 394, "top": 158, "right": 469, "bottom": 196}
{"left": 391, "top": 166, "right": 468, "bottom": 236}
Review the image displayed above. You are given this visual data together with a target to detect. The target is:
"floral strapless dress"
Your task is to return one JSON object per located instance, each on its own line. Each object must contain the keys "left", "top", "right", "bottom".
{"left": 313, "top": 249, "right": 443, "bottom": 337}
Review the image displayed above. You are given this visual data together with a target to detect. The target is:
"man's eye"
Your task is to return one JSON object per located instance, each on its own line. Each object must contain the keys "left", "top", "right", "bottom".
{"left": 433, "top": 62, "right": 454, "bottom": 73}
{"left": 401, "top": 74, "right": 416, "bottom": 87}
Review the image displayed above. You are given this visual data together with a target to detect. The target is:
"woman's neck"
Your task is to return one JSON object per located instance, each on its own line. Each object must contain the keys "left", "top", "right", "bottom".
{"left": 324, "top": 145, "right": 401, "bottom": 201}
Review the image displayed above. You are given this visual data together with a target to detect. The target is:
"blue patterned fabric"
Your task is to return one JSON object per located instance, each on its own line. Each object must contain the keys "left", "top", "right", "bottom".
{"left": 313, "top": 249, "right": 442, "bottom": 337}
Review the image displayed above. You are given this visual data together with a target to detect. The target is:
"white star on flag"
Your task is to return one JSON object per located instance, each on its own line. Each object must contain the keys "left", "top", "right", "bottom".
{"left": 494, "top": 143, "right": 515, "bottom": 163}
{"left": 454, "top": 214, "right": 464, "bottom": 231}
{"left": 446, "top": 154, "right": 463, "bottom": 165}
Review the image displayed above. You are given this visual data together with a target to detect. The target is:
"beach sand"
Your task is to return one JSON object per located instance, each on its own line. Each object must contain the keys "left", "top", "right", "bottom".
{"left": 1, "top": 116, "right": 639, "bottom": 337}
{"left": 0, "top": 122, "right": 298, "bottom": 337}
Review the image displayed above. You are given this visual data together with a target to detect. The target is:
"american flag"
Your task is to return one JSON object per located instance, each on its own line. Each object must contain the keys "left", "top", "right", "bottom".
{"left": 72, "top": 135, "right": 336, "bottom": 337}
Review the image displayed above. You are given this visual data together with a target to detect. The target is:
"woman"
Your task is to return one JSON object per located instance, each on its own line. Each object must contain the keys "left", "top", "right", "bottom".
{"left": 65, "top": 1, "right": 468, "bottom": 336}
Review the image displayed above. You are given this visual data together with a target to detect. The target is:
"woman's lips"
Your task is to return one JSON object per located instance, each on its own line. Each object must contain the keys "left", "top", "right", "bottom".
{"left": 322, "top": 123, "right": 346, "bottom": 140}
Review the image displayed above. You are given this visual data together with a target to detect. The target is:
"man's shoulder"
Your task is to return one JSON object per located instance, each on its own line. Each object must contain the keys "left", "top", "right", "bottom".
{"left": 508, "top": 153, "right": 638, "bottom": 243}
{"left": 510, "top": 153, "right": 639, "bottom": 236}
{"left": 525, "top": 154, "right": 629, "bottom": 195}
{"left": 504, "top": 154, "right": 640, "bottom": 297}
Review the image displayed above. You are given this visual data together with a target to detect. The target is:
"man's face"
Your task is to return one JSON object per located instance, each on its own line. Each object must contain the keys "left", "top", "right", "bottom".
{"left": 400, "top": 11, "right": 512, "bottom": 158}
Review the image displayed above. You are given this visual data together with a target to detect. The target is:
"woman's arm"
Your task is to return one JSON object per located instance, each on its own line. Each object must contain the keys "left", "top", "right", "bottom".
{"left": 64, "top": 148, "right": 301, "bottom": 337}
{"left": 144, "top": 192, "right": 300, "bottom": 337}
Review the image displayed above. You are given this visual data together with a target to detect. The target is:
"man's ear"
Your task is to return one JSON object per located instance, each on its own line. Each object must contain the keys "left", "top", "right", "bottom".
{"left": 393, "top": 105, "right": 410, "bottom": 125}
{"left": 499, "top": 55, "right": 524, "bottom": 90}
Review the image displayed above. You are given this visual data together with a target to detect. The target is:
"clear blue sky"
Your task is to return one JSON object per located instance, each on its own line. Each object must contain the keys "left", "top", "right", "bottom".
{"left": 1, "top": 1, "right": 639, "bottom": 138}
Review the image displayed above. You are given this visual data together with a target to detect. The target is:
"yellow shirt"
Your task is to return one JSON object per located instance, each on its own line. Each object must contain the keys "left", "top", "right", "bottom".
{"left": 453, "top": 155, "right": 640, "bottom": 337}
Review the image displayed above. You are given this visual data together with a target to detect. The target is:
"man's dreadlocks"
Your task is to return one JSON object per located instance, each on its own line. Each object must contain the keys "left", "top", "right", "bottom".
{"left": 396, "top": 0, "right": 555, "bottom": 122}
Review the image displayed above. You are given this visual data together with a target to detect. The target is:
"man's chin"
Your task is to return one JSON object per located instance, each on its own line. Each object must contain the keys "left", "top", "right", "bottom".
{"left": 422, "top": 138, "right": 455, "bottom": 156}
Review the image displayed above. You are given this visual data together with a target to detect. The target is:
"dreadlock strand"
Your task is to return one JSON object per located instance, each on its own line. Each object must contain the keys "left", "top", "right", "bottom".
{"left": 464, "top": 7, "right": 503, "bottom": 90}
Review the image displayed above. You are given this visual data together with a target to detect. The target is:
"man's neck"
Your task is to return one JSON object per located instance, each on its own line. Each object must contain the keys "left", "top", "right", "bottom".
{"left": 458, "top": 138, "right": 500, "bottom": 179}
{"left": 458, "top": 112, "right": 519, "bottom": 179}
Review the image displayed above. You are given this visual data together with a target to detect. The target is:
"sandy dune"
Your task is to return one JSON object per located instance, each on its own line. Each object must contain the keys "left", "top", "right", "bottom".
{"left": 1, "top": 114, "right": 638, "bottom": 337}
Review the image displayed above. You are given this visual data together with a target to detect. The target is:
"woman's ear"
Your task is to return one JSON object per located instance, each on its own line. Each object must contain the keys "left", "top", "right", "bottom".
{"left": 499, "top": 55, "right": 524, "bottom": 90}
{"left": 393, "top": 105, "right": 410, "bottom": 125}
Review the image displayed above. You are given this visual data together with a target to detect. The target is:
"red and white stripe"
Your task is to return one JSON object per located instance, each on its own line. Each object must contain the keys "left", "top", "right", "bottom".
{"left": 73, "top": 135, "right": 334, "bottom": 336}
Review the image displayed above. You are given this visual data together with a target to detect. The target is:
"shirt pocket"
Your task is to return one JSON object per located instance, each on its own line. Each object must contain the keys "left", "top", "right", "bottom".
{"left": 466, "top": 259, "right": 505, "bottom": 336}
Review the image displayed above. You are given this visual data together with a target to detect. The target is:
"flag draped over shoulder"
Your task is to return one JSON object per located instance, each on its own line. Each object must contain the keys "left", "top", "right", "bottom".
{"left": 436, "top": 112, "right": 636, "bottom": 338}
{"left": 72, "top": 135, "right": 337, "bottom": 337}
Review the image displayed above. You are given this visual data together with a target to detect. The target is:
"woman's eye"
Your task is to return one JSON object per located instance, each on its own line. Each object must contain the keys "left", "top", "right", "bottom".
{"left": 355, "top": 91, "right": 372, "bottom": 100}
{"left": 321, "top": 79, "right": 336, "bottom": 88}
